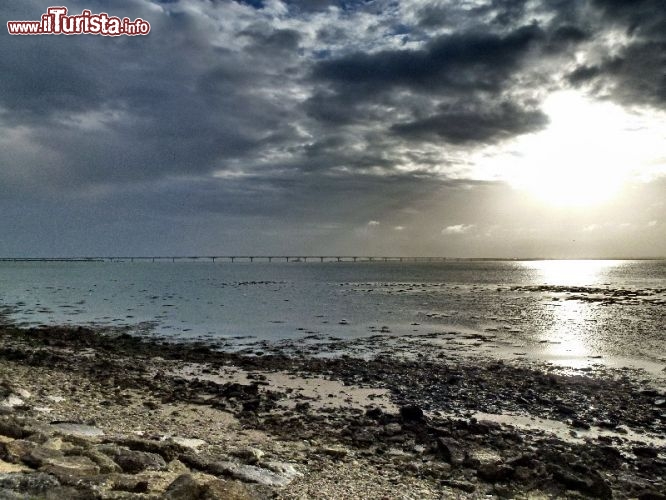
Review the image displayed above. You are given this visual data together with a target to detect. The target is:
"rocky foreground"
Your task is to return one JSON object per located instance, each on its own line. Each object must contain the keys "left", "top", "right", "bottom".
{"left": 0, "top": 324, "right": 664, "bottom": 499}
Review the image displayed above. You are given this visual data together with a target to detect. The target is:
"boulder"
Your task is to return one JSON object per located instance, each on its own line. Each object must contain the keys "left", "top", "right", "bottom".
{"left": 97, "top": 444, "right": 167, "bottom": 474}
{"left": 39, "top": 455, "right": 101, "bottom": 479}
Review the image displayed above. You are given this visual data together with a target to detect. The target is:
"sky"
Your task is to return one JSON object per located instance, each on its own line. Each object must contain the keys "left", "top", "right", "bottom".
{"left": 0, "top": 0, "right": 664, "bottom": 258}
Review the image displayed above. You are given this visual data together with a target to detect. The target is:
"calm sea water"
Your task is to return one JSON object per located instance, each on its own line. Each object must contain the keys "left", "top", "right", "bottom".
{"left": 0, "top": 260, "right": 664, "bottom": 372}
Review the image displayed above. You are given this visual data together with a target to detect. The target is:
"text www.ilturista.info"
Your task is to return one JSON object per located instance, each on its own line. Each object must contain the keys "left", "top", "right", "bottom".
{"left": 7, "top": 7, "right": 150, "bottom": 36}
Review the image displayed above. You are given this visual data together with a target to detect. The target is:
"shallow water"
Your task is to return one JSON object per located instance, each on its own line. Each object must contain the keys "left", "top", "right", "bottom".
{"left": 0, "top": 260, "right": 664, "bottom": 371}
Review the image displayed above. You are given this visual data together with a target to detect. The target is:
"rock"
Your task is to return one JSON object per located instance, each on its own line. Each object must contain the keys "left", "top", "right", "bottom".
{"left": 97, "top": 444, "right": 167, "bottom": 473}
{"left": 513, "top": 465, "right": 532, "bottom": 482}
{"left": 477, "top": 462, "right": 514, "bottom": 482}
{"left": 80, "top": 448, "right": 122, "bottom": 473}
{"left": 208, "top": 460, "right": 297, "bottom": 487}
{"left": 468, "top": 420, "right": 501, "bottom": 435}
{"left": 319, "top": 446, "right": 348, "bottom": 459}
{"left": 168, "top": 436, "right": 207, "bottom": 451}
{"left": 50, "top": 422, "right": 104, "bottom": 438}
{"left": 399, "top": 404, "right": 424, "bottom": 422}
{"left": 633, "top": 446, "right": 659, "bottom": 458}
{"left": 0, "top": 460, "right": 29, "bottom": 473}
{"left": 110, "top": 437, "right": 189, "bottom": 462}
{"left": 165, "top": 474, "right": 259, "bottom": 500}
{"left": 551, "top": 465, "right": 612, "bottom": 498}
{"left": 23, "top": 445, "right": 64, "bottom": 468}
{"left": 365, "top": 407, "right": 383, "bottom": 420}
{"left": 0, "top": 472, "right": 60, "bottom": 495}
{"left": 107, "top": 474, "right": 150, "bottom": 493}
{"left": 0, "top": 439, "right": 37, "bottom": 463}
{"left": 436, "top": 438, "right": 465, "bottom": 466}
{"left": 41, "top": 437, "right": 67, "bottom": 451}
{"left": 232, "top": 447, "right": 265, "bottom": 464}
{"left": 204, "top": 478, "right": 259, "bottom": 500}
{"left": 0, "top": 396, "right": 25, "bottom": 410}
{"left": 441, "top": 479, "right": 476, "bottom": 493}
{"left": 422, "top": 462, "right": 451, "bottom": 478}
{"left": 383, "top": 423, "right": 402, "bottom": 435}
{"left": 571, "top": 418, "right": 591, "bottom": 430}
{"left": 261, "top": 461, "right": 303, "bottom": 483}
{"left": 0, "top": 421, "right": 30, "bottom": 440}
{"left": 165, "top": 474, "right": 206, "bottom": 499}
{"left": 39, "top": 455, "right": 101, "bottom": 479}
{"left": 638, "top": 490, "right": 666, "bottom": 500}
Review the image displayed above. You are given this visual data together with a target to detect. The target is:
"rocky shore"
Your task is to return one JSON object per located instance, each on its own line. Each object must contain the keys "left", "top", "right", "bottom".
{"left": 0, "top": 324, "right": 664, "bottom": 499}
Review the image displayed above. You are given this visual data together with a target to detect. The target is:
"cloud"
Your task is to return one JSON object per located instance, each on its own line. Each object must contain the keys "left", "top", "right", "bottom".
{"left": 443, "top": 224, "right": 474, "bottom": 235}
{"left": 391, "top": 101, "right": 548, "bottom": 144}
{"left": 0, "top": 0, "right": 663, "bottom": 256}
{"left": 367, "top": 220, "right": 380, "bottom": 226}
{"left": 565, "top": 0, "right": 666, "bottom": 108}
{"left": 312, "top": 24, "right": 545, "bottom": 94}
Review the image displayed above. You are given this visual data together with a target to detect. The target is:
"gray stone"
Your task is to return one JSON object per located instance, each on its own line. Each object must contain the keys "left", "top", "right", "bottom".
{"left": 633, "top": 446, "right": 659, "bottom": 459}
{"left": 399, "top": 404, "right": 424, "bottom": 422}
{"left": 97, "top": 444, "right": 167, "bottom": 474}
{"left": 319, "top": 446, "right": 348, "bottom": 459}
{"left": 208, "top": 460, "right": 296, "bottom": 487}
{"left": 164, "top": 474, "right": 206, "bottom": 499}
{"left": 24, "top": 445, "right": 64, "bottom": 468}
{"left": 0, "top": 472, "right": 60, "bottom": 494}
{"left": 232, "top": 447, "right": 265, "bottom": 465}
{"left": 39, "top": 455, "right": 101, "bottom": 479}
{"left": 441, "top": 479, "right": 476, "bottom": 493}
{"left": 204, "top": 478, "right": 259, "bottom": 500}
{"left": 0, "top": 440, "right": 37, "bottom": 463}
{"left": 436, "top": 438, "right": 465, "bottom": 466}
{"left": 110, "top": 437, "right": 188, "bottom": 462}
{"left": 165, "top": 474, "right": 259, "bottom": 500}
{"left": 80, "top": 448, "right": 122, "bottom": 473}
{"left": 477, "top": 462, "right": 514, "bottom": 482}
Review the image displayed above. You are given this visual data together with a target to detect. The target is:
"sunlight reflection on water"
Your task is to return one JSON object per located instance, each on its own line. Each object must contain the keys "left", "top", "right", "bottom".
{"left": 526, "top": 259, "right": 622, "bottom": 286}
{"left": 524, "top": 260, "right": 623, "bottom": 368}
{"left": 541, "top": 300, "right": 597, "bottom": 368}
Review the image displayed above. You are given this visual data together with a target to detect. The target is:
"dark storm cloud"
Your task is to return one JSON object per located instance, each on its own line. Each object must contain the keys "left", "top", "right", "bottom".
{"left": 566, "top": 0, "right": 666, "bottom": 107}
{"left": 313, "top": 25, "right": 545, "bottom": 93}
{"left": 391, "top": 101, "right": 548, "bottom": 144}
{"left": 308, "top": 22, "right": 562, "bottom": 144}
{"left": 0, "top": 0, "right": 663, "bottom": 256}
{"left": 417, "top": 0, "right": 530, "bottom": 29}
{"left": 0, "top": 0, "right": 306, "bottom": 188}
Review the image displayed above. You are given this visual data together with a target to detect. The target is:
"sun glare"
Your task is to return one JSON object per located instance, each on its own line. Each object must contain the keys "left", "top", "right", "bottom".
{"left": 473, "top": 91, "right": 666, "bottom": 208}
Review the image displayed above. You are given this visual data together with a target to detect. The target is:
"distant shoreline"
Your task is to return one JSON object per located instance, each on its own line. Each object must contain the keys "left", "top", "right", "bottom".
{"left": 0, "top": 256, "right": 665, "bottom": 263}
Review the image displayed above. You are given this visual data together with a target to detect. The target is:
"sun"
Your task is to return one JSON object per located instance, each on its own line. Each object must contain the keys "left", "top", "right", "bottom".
{"left": 473, "top": 91, "right": 665, "bottom": 208}
{"left": 514, "top": 92, "right": 633, "bottom": 207}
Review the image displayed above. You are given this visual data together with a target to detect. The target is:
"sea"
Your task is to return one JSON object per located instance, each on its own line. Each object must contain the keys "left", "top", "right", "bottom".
{"left": 0, "top": 259, "right": 664, "bottom": 374}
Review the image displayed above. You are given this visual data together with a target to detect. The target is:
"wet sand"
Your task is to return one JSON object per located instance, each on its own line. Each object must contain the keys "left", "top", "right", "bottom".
{"left": 0, "top": 323, "right": 664, "bottom": 499}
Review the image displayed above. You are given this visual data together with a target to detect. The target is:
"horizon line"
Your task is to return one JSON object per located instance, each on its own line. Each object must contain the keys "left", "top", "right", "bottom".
{"left": 0, "top": 256, "right": 664, "bottom": 262}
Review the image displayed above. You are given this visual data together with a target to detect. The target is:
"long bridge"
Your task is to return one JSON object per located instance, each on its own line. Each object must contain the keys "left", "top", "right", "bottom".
{"left": 0, "top": 256, "right": 454, "bottom": 263}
